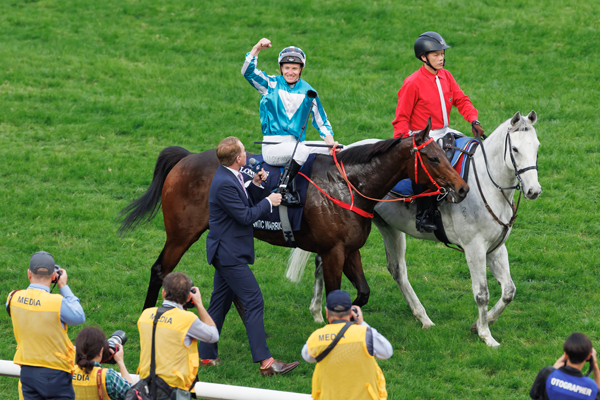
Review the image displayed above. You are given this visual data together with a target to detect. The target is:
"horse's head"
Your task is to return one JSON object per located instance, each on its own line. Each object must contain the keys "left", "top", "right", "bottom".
{"left": 411, "top": 118, "right": 469, "bottom": 203}
{"left": 505, "top": 111, "right": 542, "bottom": 200}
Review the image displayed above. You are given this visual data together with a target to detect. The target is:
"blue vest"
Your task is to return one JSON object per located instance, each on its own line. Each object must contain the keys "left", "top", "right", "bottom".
{"left": 546, "top": 368, "right": 599, "bottom": 399}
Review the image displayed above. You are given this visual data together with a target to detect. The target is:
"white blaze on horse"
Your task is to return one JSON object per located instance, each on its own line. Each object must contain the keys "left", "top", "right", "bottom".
{"left": 288, "top": 111, "right": 541, "bottom": 348}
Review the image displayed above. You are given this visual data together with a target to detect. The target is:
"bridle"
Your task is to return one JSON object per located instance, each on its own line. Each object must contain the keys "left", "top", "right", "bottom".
{"left": 477, "top": 124, "right": 538, "bottom": 192}
{"left": 332, "top": 134, "right": 446, "bottom": 205}
{"left": 471, "top": 124, "right": 539, "bottom": 254}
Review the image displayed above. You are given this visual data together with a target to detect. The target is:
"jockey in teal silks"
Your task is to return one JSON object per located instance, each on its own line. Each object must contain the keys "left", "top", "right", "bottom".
{"left": 242, "top": 38, "right": 338, "bottom": 206}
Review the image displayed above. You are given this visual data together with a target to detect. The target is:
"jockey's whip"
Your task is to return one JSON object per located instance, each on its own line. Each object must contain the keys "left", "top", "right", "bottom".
{"left": 254, "top": 141, "right": 343, "bottom": 149}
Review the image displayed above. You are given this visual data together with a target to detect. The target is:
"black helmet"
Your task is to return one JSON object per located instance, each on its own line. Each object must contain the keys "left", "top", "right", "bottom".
{"left": 414, "top": 32, "right": 450, "bottom": 60}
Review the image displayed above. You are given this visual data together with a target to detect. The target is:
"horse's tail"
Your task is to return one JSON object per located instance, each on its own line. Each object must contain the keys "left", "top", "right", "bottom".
{"left": 286, "top": 248, "right": 312, "bottom": 283}
{"left": 118, "top": 146, "right": 192, "bottom": 235}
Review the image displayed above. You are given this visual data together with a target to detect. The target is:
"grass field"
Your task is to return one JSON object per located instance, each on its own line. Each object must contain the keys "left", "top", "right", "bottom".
{"left": 1, "top": 0, "right": 599, "bottom": 398}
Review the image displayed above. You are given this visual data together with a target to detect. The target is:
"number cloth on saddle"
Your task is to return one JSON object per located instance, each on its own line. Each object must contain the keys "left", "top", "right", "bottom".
{"left": 390, "top": 137, "right": 478, "bottom": 197}
{"left": 240, "top": 154, "right": 317, "bottom": 232}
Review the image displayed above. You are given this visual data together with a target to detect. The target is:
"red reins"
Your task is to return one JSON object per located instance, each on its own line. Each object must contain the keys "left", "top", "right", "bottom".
{"left": 298, "top": 135, "right": 443, "bottom": 218}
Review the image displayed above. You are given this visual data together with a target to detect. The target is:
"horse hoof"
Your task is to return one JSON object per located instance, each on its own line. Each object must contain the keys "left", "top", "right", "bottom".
{"left": 470, "top": 322, "right": 478, "bottom": 334}
{"left": 422, "top": 321, "right": 435, "bottom": 330}
{"left": 312, "top": 314, "right": 324, "bottom": 323}
{"left": 485, "top": 338, "right": 501, "bottom": 348}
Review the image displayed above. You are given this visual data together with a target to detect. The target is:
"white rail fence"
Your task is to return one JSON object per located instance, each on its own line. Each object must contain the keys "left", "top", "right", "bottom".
{"left": 0, "top": 360, "right": 312, "bottom": 400}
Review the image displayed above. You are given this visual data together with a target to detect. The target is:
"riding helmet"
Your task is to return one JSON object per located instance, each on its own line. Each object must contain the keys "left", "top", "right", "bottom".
{"left": 278, "top": 46, "right": 306, "bottom": 68}
{"left": 414, "top": 32, "right": 450, "bottom": 60}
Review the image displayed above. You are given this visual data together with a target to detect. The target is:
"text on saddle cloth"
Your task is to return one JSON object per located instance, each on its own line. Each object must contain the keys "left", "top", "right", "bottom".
{"left": 239, "top": 154, "right": 317, "bottom": 232}
{"left": 390, "top": 137, "right": 478, "bottom": 198}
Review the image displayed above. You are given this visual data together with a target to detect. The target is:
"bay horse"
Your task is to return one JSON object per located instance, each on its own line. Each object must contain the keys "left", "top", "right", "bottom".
{"left": 120, "top": 120, "right": 469, "bottom": 311}
{"left": 290, "top": 111, "right": 541, "bottom": 347}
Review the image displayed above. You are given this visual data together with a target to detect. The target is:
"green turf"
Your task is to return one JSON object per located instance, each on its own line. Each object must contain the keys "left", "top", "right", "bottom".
{"left": 1, "top": 0, "right": 599, "bottom": 398}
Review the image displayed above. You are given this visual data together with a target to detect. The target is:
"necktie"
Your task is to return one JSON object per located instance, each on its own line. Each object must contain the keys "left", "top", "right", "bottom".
{"left": 435, "top": 75, "right": 449, "bottom": 129}
{"left": 237, "top": 172, "right": 248, "bottom": 197}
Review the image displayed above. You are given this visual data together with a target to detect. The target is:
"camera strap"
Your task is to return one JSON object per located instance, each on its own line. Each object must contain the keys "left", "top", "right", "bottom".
{"left": 150, "top": 307, "right": 168, "bottom": 399}
{"left": 315, "top": 321, "right": 353, "bottom": 363}
{"left": 96, "top": 368, "right": 105, "bottom": 400}
{"left": 5, "top": 290, "right": 21, "bottom": 318}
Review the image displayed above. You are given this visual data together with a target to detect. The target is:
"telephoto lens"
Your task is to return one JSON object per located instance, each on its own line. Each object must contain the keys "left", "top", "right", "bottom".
{"left": 101, "top": 330, "right": 127, "bottom": 364}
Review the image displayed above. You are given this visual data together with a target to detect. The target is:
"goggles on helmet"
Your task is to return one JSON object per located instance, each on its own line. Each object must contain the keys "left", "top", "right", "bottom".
{"left": 278, "top": 46, "right": 306, "bottom": 67}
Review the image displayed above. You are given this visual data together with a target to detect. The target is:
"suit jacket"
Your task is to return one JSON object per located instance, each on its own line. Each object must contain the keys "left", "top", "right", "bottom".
{"left": 206, "top": 165, "right": 271, "bottom": 266}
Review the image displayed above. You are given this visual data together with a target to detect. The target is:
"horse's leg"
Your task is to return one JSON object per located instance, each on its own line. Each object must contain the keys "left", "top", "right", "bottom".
{"left": 309, "top": 255, "right": 325, "bottom": 323}
{"left": 320, "top": 246, "right": 346, "bottom": 295}
{"left": 143, "top": 232, "right": 203, "bottom": 309}
{"left": 464, "top": 245, "right": 499, "bottom": 348}
{"left": 374, "top": 214, "right": 434, "bottom": 329}
{"left": 342, "top": 250, "right": 370, "bottom": 307}
{"left": 484, "top": 244, "right": 516, "bottom": 325}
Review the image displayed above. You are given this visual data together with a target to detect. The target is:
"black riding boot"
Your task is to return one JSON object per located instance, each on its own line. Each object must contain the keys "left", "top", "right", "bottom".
{"left": 416, "top": 197, "right": 437, "bottom": 233}
{"left": 278, "top": 160, "right": 302, "bottom": 207}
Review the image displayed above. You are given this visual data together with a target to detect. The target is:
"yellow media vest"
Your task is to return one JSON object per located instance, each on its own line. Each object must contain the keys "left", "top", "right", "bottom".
{"left": 8, "top": 288, "right": 75, "bottom": 373}
{"left": 72, "top": 365, "right": 108, "bottom": 400}
{"left": 307, "top": 322, "right": 387, "bottom": 400}
{"left": 137, "top": 307, "right": 199, "bottom": 390}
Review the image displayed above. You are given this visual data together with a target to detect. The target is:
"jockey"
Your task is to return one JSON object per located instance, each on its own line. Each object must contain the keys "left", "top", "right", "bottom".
{"left": 392, "top": 32, "right": 485, "bottom": 232}
{"left": 242, "top": 38, "right": 338, "bottom": 206}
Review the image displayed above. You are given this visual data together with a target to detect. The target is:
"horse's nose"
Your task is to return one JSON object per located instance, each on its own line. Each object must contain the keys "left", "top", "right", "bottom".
{"left": 527, "top": 187, "right": 541, "bottom": 200}
{"left": 457, "top": 184, "right": 469, "bottom": 199}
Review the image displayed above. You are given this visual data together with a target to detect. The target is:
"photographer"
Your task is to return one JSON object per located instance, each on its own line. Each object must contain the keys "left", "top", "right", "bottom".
{"left": 6, "top": 251, "right": 86, "bottom": 400}
{"left": 530, "top": 332, "right": 600, "bottom": 399}
{"left": 73, "top": 327, "right": 133, "bottom": 400}
{"left": 137, "top": 272, "right": 218, "bottom": 399}
{"left": 301, "top": 290, "right": 393, "bottom": 400}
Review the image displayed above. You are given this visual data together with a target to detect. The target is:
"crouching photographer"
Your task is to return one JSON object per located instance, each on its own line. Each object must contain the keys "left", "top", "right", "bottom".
{"left": 530, "top": 332, "right": 600, "bottom": 400}
{"left": 73, "top": 327, "right": 134, "bottom": 400}
{"left": 135, "top": 272, "right": 218, "bottom": 400}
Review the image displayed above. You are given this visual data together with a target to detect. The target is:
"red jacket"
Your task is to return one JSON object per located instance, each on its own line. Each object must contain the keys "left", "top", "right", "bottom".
{"left": 392, "top": 65, "right": 478, "bottom": 138}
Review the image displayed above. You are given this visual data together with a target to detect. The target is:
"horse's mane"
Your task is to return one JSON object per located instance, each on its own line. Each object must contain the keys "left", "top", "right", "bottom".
{"left": 336, "top": 138, "right": 404, "bottom": 165}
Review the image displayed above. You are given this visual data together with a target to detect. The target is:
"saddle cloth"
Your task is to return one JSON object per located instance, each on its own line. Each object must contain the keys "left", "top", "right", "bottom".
{"left": 390, "top": 137, "right": 478, "bottom": 197}
{"left": 239, "top": 154, "right": 316, "bottom": 231}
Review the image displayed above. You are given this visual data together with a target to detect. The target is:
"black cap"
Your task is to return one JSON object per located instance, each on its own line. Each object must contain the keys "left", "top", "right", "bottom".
{"left": 414, "top": 31, "right": 451, "bottom": 60}
{"left": 326, "top": 290, "right": 352, "bottom": 312}
{"left": 29, "top": 251, "right": 57, "bottom": 276}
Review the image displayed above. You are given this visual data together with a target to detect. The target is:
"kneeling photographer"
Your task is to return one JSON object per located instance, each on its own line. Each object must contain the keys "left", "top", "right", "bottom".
{"left": 530, "top": 332, "right": 600, "bottom": 400}
{"left": 136, "top": 272, "right": 218, "bottom": 400}
{"left": 73, "top": 327, "right": 133, "bottom": 400}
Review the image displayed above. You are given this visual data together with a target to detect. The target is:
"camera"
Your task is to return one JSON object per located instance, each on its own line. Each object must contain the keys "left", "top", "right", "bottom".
{"left": 101, "top": 330, "right": 127, "bottom": 364}
{"left": 51, "top": 265, "right": 62, "bottom": 284}
{"left": 350, "top": 306, "right": 358, "bottom": 322}
{"left": 183, "top": 288, "right": 197, "bottom": 310}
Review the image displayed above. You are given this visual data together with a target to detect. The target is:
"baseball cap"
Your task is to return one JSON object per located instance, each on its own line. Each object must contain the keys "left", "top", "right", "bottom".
{"left": 326, "top": 290, "right": 352, "bottom": 312}
{"left": 29, "top": 251, "right": 57, "bottom": 275}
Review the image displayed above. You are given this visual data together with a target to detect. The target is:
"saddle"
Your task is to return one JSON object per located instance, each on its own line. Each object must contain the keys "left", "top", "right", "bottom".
{"left": 239, "top": 154, "right": 317, "bottom": 235}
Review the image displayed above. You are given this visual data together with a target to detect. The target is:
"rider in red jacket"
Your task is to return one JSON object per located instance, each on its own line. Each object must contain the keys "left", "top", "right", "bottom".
{"left": 392, "top": 32, "right": 485, "bottom": 232}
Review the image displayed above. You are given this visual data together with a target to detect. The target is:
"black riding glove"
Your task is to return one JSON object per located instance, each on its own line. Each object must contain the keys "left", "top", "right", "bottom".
{"left": 472, "top": 120, "right": 486, "bottom": 140}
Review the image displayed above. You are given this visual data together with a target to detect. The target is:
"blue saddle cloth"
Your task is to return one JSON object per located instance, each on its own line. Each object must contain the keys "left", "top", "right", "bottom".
{"left": 239, "top": 154, "right": 316, "bottom": 232}
{"left": 390, "top": 137, "right": 478, "bottom": 197}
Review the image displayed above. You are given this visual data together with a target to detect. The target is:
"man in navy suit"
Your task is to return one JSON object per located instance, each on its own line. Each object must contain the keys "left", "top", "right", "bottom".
{"left": 199, "top": 136, "right": 300, "bottom": 376}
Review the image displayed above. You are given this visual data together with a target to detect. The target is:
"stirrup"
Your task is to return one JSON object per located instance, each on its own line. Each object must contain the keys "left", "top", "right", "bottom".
{"left": 416, "top": 213, "right": 437, "bottom": 233}
{"left": 280, "top": 191, "right": 302, "bottom": 207}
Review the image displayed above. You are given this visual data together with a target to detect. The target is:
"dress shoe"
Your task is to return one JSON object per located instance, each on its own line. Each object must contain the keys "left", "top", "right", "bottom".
{"left": 199, "top": 358, "right": 221, "bottom": 367}
{"left": 260, "top": 359, "right": 300, "bottom": 376}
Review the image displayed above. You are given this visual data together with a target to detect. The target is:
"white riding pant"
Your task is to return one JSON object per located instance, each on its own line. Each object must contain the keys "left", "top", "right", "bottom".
{"left": 261, "top": 135, "right": 330, "bottom": 166}
{"left": 408, "top": 127, "right": 466, "bottom": 141}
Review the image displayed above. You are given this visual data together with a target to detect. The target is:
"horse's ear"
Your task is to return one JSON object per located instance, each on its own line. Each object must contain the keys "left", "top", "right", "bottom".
{"left": 527, "top": 110, "right": 537, "bottom": 125}
{"left": 414, "top": 118, "right": 432, "bottom": 145}
{"left": 510, "top": 112, "right": 521, "bottom": 127}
